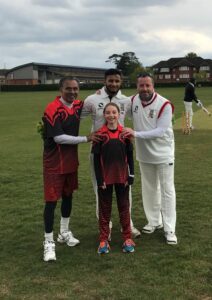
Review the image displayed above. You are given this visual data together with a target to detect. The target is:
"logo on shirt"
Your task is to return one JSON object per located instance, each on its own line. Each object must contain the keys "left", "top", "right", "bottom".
{"left": 98, "top": 103, "right": 104, "bottom": 110}
{"left": 133, "top": 105, "right": 138, "bottom": 113}
{"left": 120, "top": 103, "right": 125, "bottom": 114}
{"left": 148, "top": 109, "right": 156, "bottom": 118}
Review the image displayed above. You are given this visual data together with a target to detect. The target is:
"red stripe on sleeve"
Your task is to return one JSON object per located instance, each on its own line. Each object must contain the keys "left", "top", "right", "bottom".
{"left": 158, "top": 101, "right": 174, "bottom": 118}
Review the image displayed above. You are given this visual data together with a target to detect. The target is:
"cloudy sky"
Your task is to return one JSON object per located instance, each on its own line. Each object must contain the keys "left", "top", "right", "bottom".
{"left": 0, "top": 0, "right": 212, "bottom": 69}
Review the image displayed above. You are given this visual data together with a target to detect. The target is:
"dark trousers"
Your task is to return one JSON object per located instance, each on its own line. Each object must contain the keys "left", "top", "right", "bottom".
{"left": 98, "top": 184, "right": 131, "bottom": 242}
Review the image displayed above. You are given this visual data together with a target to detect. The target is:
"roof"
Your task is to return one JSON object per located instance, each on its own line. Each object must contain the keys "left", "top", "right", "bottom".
{"left": 152, "top": 57, "right": 212, "bottom": 69}
{"left": 6, "top": 62, "right": 107, "bottom": 74}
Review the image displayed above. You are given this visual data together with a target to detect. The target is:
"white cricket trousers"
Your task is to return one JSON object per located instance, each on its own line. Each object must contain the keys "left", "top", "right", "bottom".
{"left": 184, "top": 101, "right": 193, "bottom": 128}
{"left": 90, "top": 153, "right": 135, "bottom": 228}
{"left": 139, "top": 162, "right": 176, "bottom": 232}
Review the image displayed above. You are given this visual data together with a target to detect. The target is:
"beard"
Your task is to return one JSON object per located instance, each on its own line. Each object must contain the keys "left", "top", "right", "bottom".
{"left": 139, "top": 92, "right": 153, "bottom": 102}
{"left": 105, "top": 86, "right": 119, "bottom": 97}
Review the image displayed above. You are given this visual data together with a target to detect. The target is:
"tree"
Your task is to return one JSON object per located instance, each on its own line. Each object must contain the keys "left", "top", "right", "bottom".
{"left": 185, "top": 52, "right": 198, "bottom": 58}
{"left": 106, "top": 52, "right": 142, "bottom": 76}
{"left": 128, "top": 65, "right": 146, "bottom": 85}
{"left": 193, "top": 71, "right": 207, "bottom": 82}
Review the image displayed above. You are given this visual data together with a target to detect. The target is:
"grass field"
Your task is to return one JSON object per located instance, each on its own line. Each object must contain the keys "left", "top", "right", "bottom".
{"left": 0, "top": 87, "right": 211, "bottom": 300}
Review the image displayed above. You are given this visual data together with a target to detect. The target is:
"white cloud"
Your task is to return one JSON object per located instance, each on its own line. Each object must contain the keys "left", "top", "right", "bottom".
{"left": 0, "top": 0, "right": 212, "bottom": 69}
{"left": 31, "top": 0, "right": 70, "bottom": 7}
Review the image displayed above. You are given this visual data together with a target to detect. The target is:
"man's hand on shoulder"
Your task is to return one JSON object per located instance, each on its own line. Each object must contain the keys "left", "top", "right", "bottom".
{"left": 87, "top": 132, "right": 103, "bottom": 142}
{"left": 122, "top": 127, "right": 135, "bottom": 138}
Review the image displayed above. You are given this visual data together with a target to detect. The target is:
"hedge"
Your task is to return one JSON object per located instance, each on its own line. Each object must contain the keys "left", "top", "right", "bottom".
{"left": 1, "top": 81, "right": 212, "bottom": 92}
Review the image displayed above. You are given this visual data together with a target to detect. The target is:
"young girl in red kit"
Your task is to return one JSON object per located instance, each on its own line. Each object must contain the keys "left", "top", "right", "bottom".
{"left": 92, "top": 103, "right": 135, "bottom": 254}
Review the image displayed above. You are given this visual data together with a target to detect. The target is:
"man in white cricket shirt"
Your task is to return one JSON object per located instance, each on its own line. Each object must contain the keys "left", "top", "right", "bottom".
{"left": 123, "top": 73, "right": 177, "bottom": 245}
{"left": 82, "top": 68, "right": 141, "bottom": 239}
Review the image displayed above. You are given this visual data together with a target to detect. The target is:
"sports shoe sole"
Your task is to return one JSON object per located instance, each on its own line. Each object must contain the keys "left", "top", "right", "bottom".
{"left": 166, "top": 238, "right": 177, "bottom": 245}
{"left": 123, "top": 248, "right": 135, "bottom": 253}
{"left": 57, "top": 238, "right": 80, "bottom": 247}
{"left": 166, "top": 241, "right": 177, "bottom": 245}
{"left": 97, "top": 249, "right": 110, "bottom": 254}
{"left": 142, "top": 224, "right": 163, "bottom": 234}
{"left": 43, "top": 255, "right": 56, "bottom": 262}
{"left": 97, "top": 247, "right": 110, "bottom": 254}
{"left": 57, "top": 236, "right": 80, "bottom": 247}
{"left": 43, "top": 251, "right": 56, "bottom": 262}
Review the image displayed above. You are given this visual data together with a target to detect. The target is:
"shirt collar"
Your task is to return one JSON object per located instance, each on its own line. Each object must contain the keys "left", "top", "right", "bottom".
{"left": 101, "top": 87, "right": 123, "bottom": 99}
{"left": 59, "top": 96, "right": 73, "bottom": 108}
{"left": 101, "top": 123, "right": 123, "bottom": 132}
{"left": 141, "top": 92, "right": 157, "bottom": 107}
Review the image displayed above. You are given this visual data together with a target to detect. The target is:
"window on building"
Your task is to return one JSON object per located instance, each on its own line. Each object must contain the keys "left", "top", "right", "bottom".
{"left": 179, "top": 66, "right": 189, "bottom": 71}
{"left": 160, "top": 68, "right": 169, "bottom": 72}
{"left": 179, "top": 74, "right": 189, "bottom": 79}
{"left": 200, "top": 66, "right": 210, "bottom": 71}
{"left": 165, "top": 74, "right": 171, "bottom": 79}
{"left": 159, "top": 75, "right": 163, "bottom": 79}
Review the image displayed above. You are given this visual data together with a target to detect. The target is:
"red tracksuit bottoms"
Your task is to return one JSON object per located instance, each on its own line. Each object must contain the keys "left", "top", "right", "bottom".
{"left": 98, "top": 184, "right": 131, "bottom": 241}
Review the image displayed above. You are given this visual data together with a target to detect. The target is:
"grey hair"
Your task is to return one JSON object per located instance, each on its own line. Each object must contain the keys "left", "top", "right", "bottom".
{"left": 59, "top": 76, "right": 80, "bottom": 88}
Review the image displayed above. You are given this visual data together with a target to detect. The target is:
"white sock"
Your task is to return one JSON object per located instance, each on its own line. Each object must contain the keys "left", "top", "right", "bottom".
{"left": 60, "top": 217, "right": 70, "bottom": 234}
{"left": 44, "top": 232, "right": 54, "bottom": 242}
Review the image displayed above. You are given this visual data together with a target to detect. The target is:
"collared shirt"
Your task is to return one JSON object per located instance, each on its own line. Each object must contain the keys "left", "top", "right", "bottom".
{"left": 81, "top": 87, "right": 131, "bottom": 131}
{"left": 131, "top": 93, "right": 175, "bottom": 164}
{"left": 43, "top": 96, "right": 83, "bottom": 173}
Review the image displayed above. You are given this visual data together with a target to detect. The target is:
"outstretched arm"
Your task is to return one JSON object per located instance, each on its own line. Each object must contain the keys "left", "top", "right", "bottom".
{"left": 54, "top": 132, "right": 102, "bottom": 144}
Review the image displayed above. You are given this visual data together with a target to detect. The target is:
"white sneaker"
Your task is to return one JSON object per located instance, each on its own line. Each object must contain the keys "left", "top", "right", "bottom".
{"left": 43, "top": 241, "right": 56, "bottom": 262}
{"left": 57, "top": 230, "right": 80, "bottom": 247}
{"left": 108, "top": 221, "right": 112, "bottom": 242}
{"left": 165, "top": 231, "right": 177, "bottom": 245}
{"left": 120, "top": 225, "right": 141, "bottom": 238}
{"left": 131, "top": 226, "right": 141, "bottom": 238}
{"left": 142, "top": 224, "right": 163, "bottom": 234}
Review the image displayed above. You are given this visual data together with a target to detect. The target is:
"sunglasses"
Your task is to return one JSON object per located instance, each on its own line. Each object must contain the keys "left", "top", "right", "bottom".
{"left": 137, "top": 72, "right": 153, "bottom": 79}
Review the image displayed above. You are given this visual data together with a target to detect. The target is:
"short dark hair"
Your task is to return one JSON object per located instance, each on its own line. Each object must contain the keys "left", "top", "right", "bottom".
{"left": 103, "top": 102, "right": 120, "bottom": 114}
{"left": 59, "top": 76, "right": 79, "bottom": 88}
{"left": 104, "top": 68, "right": 122, "bottom": 79}
{"left": 137, "top": 72, "right": 154, "bottom": 84}
{"left": 137, "top": 72, "right": 153, "bottom": 79}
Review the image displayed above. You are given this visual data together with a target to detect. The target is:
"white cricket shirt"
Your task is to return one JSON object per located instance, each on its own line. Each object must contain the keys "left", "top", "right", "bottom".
{"left": 81, "top": 87, "right": 131, "bottom": 131}
{"left": 131, "top": 93, "right": 175, "bottom": 164}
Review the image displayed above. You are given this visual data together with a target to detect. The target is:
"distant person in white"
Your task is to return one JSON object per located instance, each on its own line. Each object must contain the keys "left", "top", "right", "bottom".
{"left": 123, "top": 73, "right": 177, "bottom": 245}
{"left": 81, "top": 68, "right": 141, "bottom": 239}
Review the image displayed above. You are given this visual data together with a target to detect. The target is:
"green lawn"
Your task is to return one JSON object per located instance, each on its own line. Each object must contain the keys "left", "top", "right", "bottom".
{"left": 0, "top": 88, "right": 211, "bottom": 300}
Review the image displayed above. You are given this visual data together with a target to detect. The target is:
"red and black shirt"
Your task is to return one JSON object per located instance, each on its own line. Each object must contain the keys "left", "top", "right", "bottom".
{"left": 92, "top": 124, "right": 134, "bottom": 186}
{"left": 43, "top": 96, "right": 83, "bottom": 174}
